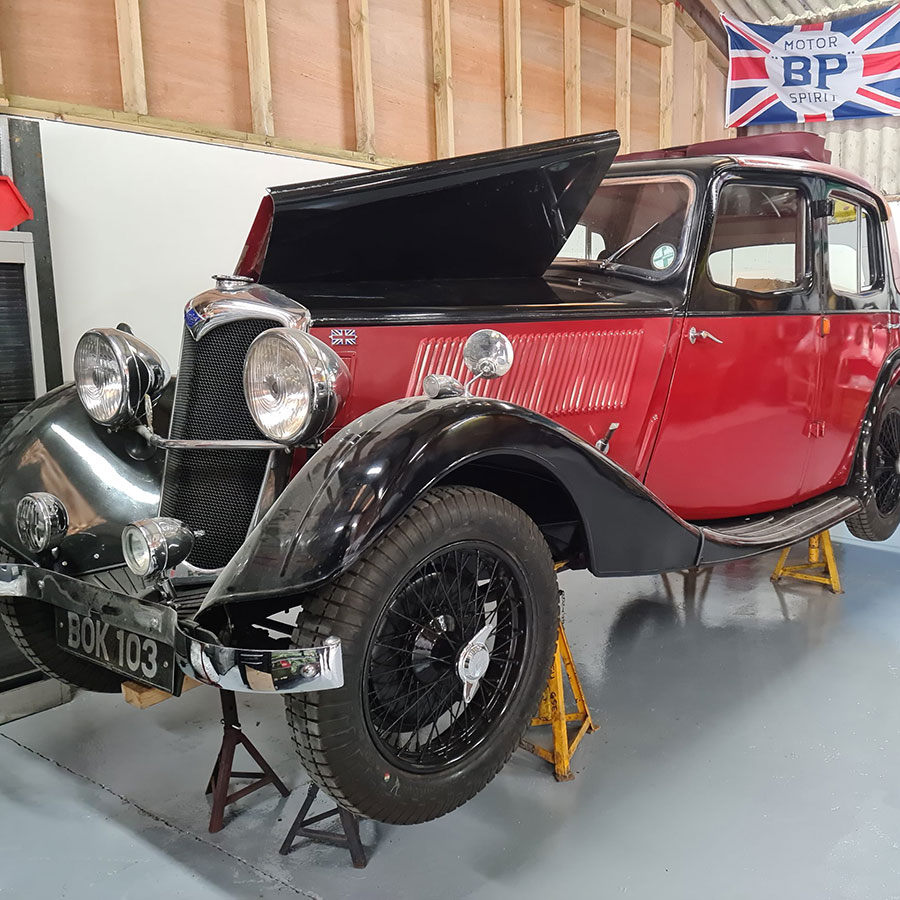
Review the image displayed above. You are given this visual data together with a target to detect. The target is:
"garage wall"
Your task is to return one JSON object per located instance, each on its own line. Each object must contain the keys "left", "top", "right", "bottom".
{"left": 0, "top": 0, "right": 730, "bottom": 173}
{"left": 35, "top": 119, "right": 357, "bottom": 377}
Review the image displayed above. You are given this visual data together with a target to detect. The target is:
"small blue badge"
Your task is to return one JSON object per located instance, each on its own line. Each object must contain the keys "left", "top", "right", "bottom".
{"left": 184, "top": 307, "right": 203, "bottom": 328}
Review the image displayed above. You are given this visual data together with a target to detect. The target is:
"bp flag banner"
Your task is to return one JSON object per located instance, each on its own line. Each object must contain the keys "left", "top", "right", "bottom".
{"left": 724, "top": 4, "right": 900, "bottom": 127}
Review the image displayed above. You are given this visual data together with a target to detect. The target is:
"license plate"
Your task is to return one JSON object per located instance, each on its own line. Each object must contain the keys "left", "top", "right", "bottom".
{"left": 56, "top": 609, "right": 176, "bottom": 692}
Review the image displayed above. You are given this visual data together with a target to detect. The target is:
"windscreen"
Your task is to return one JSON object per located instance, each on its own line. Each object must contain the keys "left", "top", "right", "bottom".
{"left": 556, "top": 176, "right": 694, "bottom": 279}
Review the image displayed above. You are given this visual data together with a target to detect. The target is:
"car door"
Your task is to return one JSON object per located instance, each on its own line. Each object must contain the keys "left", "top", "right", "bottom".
{"left": 798, "top": 185, "right": 898, "bottom": 499}
{"left": 644, "top": 175, "right": 820, "bottom": 521}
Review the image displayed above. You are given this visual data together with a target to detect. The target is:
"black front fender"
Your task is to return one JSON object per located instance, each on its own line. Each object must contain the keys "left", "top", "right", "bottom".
{"left": 202, "top": 397, "right": 701, "bottom": 609}
{"left": 0, "top": 384, "right": 167, "bottom": 572}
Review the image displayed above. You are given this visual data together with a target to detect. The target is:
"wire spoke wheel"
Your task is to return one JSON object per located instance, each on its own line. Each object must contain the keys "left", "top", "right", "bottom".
{"left": 874, "top": 409, "right": 900, "bottom": 515}
{"left": 286, "top": 486, "right": 558, "bottom": 824}
{"left": 363, "top": 544, "right": 528, "bottom": 773}
{"left": 848, "top": 388, "right": 900, "bottom": 542}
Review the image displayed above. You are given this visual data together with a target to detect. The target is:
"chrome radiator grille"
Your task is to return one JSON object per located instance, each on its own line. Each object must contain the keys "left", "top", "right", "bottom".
{"left": 159, "top": 320, "right": 273, "bottom": 570}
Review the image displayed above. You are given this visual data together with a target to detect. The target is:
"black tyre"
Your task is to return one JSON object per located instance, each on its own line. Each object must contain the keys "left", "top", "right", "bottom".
{"left": 286, "top": 486, "right": 559, "bottom": 824}
{"left": 847, "top": 387, "right": 900, "bottom": 542}
{"left": 0, "top": 550, "right": 124, "bottom": 692}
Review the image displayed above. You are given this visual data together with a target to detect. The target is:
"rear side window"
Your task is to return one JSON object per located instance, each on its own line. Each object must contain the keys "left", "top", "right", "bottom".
{"left": 826, "top": 194, "right": 885, "bottom": 308}
{"left": 701, "top": 183, "right": 807, "bottom": 312}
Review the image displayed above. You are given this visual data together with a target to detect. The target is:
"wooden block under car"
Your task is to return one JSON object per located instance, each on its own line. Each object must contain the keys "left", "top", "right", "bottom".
{"left": 121, "top": 676, "right": 203, "bottom": 710}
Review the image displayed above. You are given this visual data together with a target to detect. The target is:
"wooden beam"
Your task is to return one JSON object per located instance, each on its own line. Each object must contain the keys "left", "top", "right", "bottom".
{"left": 564, "top": 1, "right": 581, "bottom": 136}
{"left": 502, "top": 0, "right": 523, "bottom": 147}
{"left": 6, "top": 94, "right": 403, "bottom": 170}
{"left": 348, "top": 0, "right": 376, "bottom": 157}
{"left": 631, "top": 22, "right": 671, "bottom": 47}
{"left": 113, "top": 0, "right": 148, "bottom": 116}
{"left": 659, "top": 1, "right": 674, "bottom": 148}
{"left": 431, "top": 0, "right": 454, "bottom": 158}
{"left": 677, "top": 0, "right": 727, "bottom": 59}
{"left": 0, "top": 47, "right": 7, "bottom": 107}
{"left": 692, "top": 39, "right": 707, "bottom": 143}
{"left": 243, "top": 0, "right": 274, "bottom": 137}
{"left": 616, "top": 0, "right": 631, "bottom": 153}
{"left": 580, "top": 3, "right": 627, "bottom": 28}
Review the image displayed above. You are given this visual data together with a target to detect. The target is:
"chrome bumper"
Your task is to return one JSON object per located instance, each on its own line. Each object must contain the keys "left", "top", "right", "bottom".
{"left": 0, "top": 565, "right": 343, "bottom": 694}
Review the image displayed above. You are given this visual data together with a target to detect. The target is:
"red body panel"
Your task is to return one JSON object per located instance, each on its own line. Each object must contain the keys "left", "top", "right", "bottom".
{"left": 644, "top": 315, "right": 820, "bottom": 519}
{"left": 311, "top": 318, "right": 674, "bottom": 478}
{"left": 800, "top": 312, "right": 895, "bottom": 497}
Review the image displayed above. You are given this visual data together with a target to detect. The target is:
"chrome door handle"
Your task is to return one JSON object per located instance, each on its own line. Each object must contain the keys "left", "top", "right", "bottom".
{"left": 874, "top": 322, "right": 900, "bottom": 330}
{"left": 688, "top": 326, "right": 724, "bottom": 345}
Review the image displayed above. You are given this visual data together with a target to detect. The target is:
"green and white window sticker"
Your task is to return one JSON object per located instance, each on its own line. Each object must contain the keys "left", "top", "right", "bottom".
{"left": 651, "top": 243, "right": 676, "bottom": 270}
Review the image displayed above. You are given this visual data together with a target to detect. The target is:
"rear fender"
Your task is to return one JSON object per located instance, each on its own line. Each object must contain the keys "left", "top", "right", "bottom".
{"left": 201, "top": 397, "right": 701, "bottom": 610}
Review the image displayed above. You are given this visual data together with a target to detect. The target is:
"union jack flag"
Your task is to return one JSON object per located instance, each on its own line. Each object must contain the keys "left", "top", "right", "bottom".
{"left": 329, "top": 328, "right": 357, "bottom": 346}
{"left": 724, "top": 4, "right": 900, "bottom": 127}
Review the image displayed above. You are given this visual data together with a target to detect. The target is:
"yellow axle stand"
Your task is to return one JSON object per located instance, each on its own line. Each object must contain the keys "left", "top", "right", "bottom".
{"left": 519, "top": 623, "right": 597, "bottom": 782}
{"left": 771, "top": 529, "right": 842, "bottom": 594}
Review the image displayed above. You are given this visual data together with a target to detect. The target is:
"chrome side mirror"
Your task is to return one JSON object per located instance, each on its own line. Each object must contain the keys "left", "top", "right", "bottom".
{"left": 424, "top": 329, "right": 514, "bottom": 399}
{"left": 462, "top": 329, "right": 514, "bottom": 379}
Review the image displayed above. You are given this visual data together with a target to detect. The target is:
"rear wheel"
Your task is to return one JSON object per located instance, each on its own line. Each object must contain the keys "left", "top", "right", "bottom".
{"left": 286, "top": 486, "right": 558, "bottom": 824}
{"left": 847, "top": 387, "right": 900, "bottom": 541}
{"left": 0, "top": 550, "right": 124, "bottom": 692}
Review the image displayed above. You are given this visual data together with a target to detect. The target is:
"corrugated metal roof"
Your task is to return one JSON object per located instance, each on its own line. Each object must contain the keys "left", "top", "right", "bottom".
{"left": 747, "top": 118, "right": 900, "bottom": 195}
{"left": 709, "top": 0, "right": 900, "bottom": 195}
{"left": 713, "top": 0, "right": 883, "bottom": 26}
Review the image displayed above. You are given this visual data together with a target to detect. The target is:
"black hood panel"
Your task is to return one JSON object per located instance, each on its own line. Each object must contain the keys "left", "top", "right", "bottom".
{"left": 259, "top": 131, "right": 620, "bottom": 285}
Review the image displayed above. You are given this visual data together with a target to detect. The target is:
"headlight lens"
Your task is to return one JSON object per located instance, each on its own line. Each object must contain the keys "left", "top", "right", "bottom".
{"left": 16, "top": 492, "right": 68, "bottom": 552}
{"left": 122, "top": 518, "right": 194, "bottom": 577}
{"left": 243, "top": 329, "right": 349, "bottom": 444}
{"left": 74, "top": 328, "right": 170, "bottom": 427}
{"left": 75, "top": 331, "right": 127, "bottom": 425}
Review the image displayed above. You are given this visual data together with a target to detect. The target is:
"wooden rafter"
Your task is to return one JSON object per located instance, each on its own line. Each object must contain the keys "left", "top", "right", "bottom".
{"left": 431, "top": 0, "right": 454, "bottom": 158}
{"left": 502, "top": 0, "right": 523, "bottom": 147}
{"left": 616, "top": 0, "right": 632, "bottom": 153}
{"left": 348, "top": 0, "right": 376, "bottom": 157}
{"left": 243, "top": 0, "right": 274, "bottom": 137}
{"left": 580, "top": 2, "right": 626, "bottom": 29}
{"left": 564, "top": 1, "right": 582, "bottom": 136}
{"left": 692, "top": 38, "right": 707, "bottom": 143}
{"left": 659, "top": 1, "right": 674, "bottom": 148}
{"left": 114, "top": 0, "right": 148, "bottom": 116}
{"left": 631, "top": 22, "right": 671, "bottom": 47}
{"left": 5, "top": 94, "right": 401, "bottom": 170}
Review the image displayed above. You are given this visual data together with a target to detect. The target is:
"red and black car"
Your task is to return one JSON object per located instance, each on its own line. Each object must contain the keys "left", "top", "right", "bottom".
{"left": 1, "top": 130, "right": 898, "bottom": 824}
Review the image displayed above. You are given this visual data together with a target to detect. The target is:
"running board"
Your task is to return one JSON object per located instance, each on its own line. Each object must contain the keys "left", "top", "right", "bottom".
{"left": 696, "top": 492, "right": 862, "bottom": 564}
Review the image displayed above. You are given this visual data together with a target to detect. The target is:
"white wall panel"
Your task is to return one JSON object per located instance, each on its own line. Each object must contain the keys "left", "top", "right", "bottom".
{"left": 36, "top": 119, "right": 358, "bottom": 378}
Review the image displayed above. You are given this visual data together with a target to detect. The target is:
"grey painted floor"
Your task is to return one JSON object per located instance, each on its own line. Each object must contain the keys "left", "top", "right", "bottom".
{"left": 3, "top": 541, "right": 900, "bottom": 899}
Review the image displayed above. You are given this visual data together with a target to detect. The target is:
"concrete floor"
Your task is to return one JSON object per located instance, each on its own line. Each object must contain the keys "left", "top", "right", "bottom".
{"left": 2, "top": 541, "right": 900, "bottom": 899}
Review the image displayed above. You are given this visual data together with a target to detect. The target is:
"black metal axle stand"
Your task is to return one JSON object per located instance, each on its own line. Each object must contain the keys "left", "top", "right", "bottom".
{"left": 280, "top": 783, "right": 368, "bottom": 868}
{"left": 206, "top": 690, "right": 291, "bottom": 833}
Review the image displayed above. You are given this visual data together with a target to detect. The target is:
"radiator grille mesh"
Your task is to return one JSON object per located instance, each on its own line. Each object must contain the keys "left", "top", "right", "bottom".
{"left": 159, "top": 320, "right": 272, "bottom": 570}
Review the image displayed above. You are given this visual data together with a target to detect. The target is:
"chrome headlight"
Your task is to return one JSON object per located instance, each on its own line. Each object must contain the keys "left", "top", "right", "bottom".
{"left": 16, "top": 492, "right": 68, "bottom": 552}
{"left": 74, "top": 328, "right": 170, "bottom": 427}
{"left": 122, "top": 517, "right": 194, "bottom": 577}
{"left": 243, "top": 328, "right": 349, "bottom": 444}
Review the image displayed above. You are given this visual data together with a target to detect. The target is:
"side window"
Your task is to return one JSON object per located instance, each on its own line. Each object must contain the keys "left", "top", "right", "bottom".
{"left": 826, "top": 194, "right": 884, "bottom": 308}
{"left": 697, "top": 183, "right": 808, "bottom": 313}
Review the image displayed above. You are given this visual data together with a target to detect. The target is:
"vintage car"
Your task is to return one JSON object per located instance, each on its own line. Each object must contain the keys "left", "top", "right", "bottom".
{"left": 1, "top": 130, "right": 899, "bottom": 825}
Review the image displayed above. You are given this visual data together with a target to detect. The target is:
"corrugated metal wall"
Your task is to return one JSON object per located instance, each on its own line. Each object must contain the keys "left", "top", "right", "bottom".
{"left": 748, "top": 115, "right": 900, "bottom": 198}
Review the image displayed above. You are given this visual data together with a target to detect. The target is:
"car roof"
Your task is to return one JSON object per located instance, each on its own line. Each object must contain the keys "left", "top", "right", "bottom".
{"left": 607, "top": 153, "right": 880, "bottom": 200}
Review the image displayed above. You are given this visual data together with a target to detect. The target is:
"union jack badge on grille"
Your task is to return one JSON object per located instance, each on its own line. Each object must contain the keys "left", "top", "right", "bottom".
{"left": 724, "top": 4, "right": 900, "bottom": 127}
{"left": 330, "top": 328, "right": 357, "bottom": 346}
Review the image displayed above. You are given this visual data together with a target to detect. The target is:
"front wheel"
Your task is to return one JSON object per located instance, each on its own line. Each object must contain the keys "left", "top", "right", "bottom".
{"left": 286, "top": 486, "right": 559, "bottom": 824}
{"left": 847, "top": 386, "right": 900, "bottom": 541}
